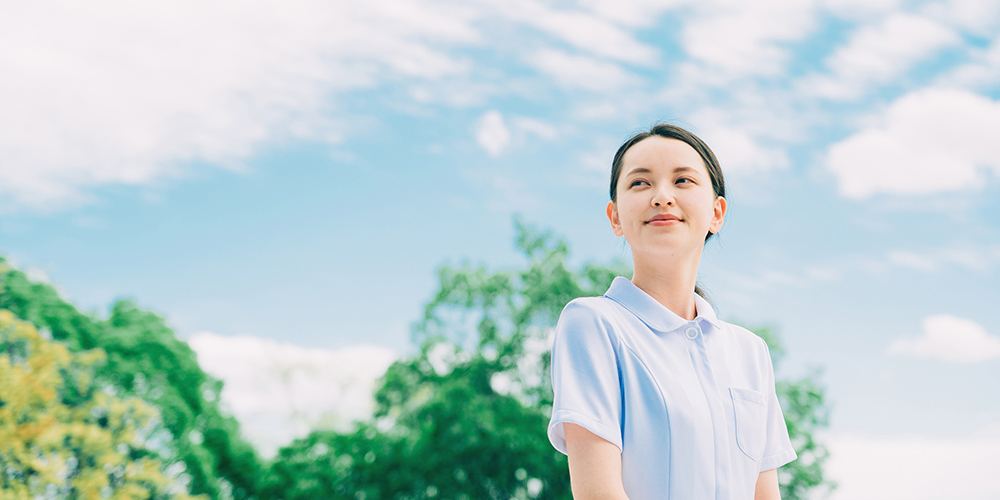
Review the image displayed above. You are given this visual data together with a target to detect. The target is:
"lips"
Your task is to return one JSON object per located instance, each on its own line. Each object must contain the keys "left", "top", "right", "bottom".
{"left": 645, "top": 213, "right": 681, "bottom": 224}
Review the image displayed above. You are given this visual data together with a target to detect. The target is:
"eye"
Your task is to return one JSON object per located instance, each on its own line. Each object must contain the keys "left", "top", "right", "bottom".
{"left": 676, "top": 177, "right": 695, "bottom": 185}
{"left": 630, "top": 179, "right": 649, "bottom": 188}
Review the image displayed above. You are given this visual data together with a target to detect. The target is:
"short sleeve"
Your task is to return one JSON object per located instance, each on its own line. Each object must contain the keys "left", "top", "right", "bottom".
{"left": 758, "top": 336, "right": 798, "bottom": 471}
{"left": 547, "top": 299, "right": 624, "bottom": 455}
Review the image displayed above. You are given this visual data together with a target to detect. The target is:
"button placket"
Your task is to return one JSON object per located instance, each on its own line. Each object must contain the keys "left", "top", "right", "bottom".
{"left": 683, "top": 320, "right": 730, "bottom": 499}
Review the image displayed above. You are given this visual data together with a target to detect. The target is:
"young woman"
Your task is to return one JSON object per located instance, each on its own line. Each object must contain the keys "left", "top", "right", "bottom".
{"left": 547, "top": 124, "right": 796, "bottom": 500}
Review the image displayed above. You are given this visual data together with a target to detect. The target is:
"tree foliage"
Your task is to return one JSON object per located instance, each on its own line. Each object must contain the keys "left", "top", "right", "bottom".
{"left": 0, "top": 309, "right": 205, "bottom": 500}
{"left": 264, "top": 219, "right": 833, "bottom": 499}
{"left": 752, "top": 327, "right": 837, "bottom": 499}
{"left": 260, "top": 219, "right": 604, "bottom": 500}
{"left": 0, "top": 259, "right": 262, "bottom": 499}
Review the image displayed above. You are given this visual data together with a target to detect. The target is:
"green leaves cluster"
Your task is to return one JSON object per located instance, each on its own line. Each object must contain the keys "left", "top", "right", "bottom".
{"left": 0, "top": 259, "right": 263, "bottom": 499}
{"left": 0, "top": 309, "right": 204, "bottom": 500}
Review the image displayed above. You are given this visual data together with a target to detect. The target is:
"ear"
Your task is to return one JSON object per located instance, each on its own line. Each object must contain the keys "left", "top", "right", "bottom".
{"left": 709, "top": 196, "right": 727, "bottom": 233}
{"left": 607, "top": 201, "right": 624, "bottom": 237}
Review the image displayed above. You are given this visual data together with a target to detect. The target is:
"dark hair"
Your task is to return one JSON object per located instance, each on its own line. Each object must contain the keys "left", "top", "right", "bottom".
{"left": 610, "top": 123, "right": 726, "bottom": 242}
{"left": 609, "top": 123, "right": 726, "bottom": 301}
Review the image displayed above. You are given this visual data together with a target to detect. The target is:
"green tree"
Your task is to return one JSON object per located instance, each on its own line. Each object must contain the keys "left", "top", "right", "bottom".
{"left": 0, "top": 259, "right": 262, "bottom": 499}
{"left": 0, "top": 309, "right": 205, "bottom": 500}
{"left": 262, "top": 219, "right": 833, "bottom": 499}
{"left": 751, "top": 327, "right": 836, "bottom": 499}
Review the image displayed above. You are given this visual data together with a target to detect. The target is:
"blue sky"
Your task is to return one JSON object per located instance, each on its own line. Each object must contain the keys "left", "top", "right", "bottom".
{"left": 2, "top": 1, "right": 1000, "bottom": 498}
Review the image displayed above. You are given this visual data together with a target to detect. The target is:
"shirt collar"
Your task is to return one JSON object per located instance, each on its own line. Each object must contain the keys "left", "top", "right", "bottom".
{"left": 604, "top": 276, "right": 720, "bottom": 333}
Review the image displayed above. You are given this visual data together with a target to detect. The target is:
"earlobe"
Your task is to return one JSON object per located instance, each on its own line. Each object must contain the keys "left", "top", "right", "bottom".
{"left": 606, "top": 201, "right": 623, "bottom": 237}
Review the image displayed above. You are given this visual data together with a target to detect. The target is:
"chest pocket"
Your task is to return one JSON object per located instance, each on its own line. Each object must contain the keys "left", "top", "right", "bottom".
{"left": 730, "top": 387, "right": 767, "bottom": 461}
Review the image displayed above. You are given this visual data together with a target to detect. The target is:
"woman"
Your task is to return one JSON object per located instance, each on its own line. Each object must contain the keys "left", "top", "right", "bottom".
{"left": 547, "top": 124, "right": 796, "bottom": 500}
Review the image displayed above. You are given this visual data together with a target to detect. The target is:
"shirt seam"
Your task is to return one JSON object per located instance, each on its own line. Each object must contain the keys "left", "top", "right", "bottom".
{"left": 549, "top": 408, "right": 623, "bottom": 449}
{"left": 606, "top": 306, "right": 672, "bottom": 462}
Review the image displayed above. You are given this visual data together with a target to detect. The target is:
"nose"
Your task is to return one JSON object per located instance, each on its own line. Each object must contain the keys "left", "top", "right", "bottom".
{"left": 651, "top": 185, "right": 674, "bottom": 207}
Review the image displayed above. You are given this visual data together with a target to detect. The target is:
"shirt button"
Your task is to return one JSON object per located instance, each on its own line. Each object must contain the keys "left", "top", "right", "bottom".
{"left": 685, "top": 327, "right": 699, "bottom": 339}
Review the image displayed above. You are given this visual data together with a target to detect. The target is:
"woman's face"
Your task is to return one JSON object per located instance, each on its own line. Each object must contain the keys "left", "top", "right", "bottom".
{"left": 606, "top": 136, "right": 726, "bottom": 259}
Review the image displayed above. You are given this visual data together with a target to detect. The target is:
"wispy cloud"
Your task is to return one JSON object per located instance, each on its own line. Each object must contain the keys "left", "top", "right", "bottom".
{"left": 886, "top": 246, "right": 1000, "bottom": 273}
{"left": 496, "top": 0, "right": 660, "bottom": 65}
{"left": 888, "top": 314, "right": 1000, "bottom": 363}
{"left": 680, "top": 1, "right": 817, "bottom": 80}
{"left": 800, "top": 13, "right": 959, "bottom": 100}
{"left": 941, "top": 35, "right": 1000, "bottom": 90}
{"left": 688, "top": 108, "right": 790, "bottom": 173}
{"left": 525, "top": 49, "right": 638, "bottom": 92}
{"left": 722, "top": 243, "right": 1000, "bottom": 294}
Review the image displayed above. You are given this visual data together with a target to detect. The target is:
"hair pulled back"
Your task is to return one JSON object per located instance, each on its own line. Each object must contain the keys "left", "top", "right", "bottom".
{"left": 609, "top": 123, "right": 726, "bottom": 242}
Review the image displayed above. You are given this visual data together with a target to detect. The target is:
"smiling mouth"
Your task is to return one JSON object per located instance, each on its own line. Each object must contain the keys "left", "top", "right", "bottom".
{"left": 645, "top": 215, "right": 682, "bottom": 224}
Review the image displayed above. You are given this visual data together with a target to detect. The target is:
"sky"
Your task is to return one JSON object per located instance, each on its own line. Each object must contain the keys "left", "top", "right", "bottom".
{"left": 1, "top": 0, "right": 1000, "bottom": 498}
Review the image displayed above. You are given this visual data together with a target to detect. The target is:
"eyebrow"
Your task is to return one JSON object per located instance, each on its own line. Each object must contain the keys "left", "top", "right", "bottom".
{"left": 624, "top": 166, "right": 700, "bottom": 176}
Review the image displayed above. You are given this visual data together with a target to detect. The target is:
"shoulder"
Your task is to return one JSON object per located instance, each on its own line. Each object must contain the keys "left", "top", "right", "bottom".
{"left": 554, "top": 296, "right": 622, "bottom": 341}
{"left": 558, "top": 296, "right": 620, "bottom": 325}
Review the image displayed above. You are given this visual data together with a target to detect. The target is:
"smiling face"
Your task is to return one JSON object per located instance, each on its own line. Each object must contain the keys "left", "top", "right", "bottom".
{"left": 606, "top": 136, "right": 727, "bottom": 260}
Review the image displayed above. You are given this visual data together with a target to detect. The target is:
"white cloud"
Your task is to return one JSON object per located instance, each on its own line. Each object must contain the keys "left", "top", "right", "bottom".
{"left": 571, "top": 101, "right": 623, "bottom": 121}
{"left": 471, "top": 113, "right": 556, "bottom": 157}
{"left": 496, "top": 0, "right": 660, "bottom": 66}
{"left": 721, "top": 244, "right": 1000, "bottom": 295}
{"left": 0, "top": 0, "right": 477, "bottom": 211}
{"left": 885, "top": 244, "right": 1000, "bottom": 273}
{"left": 688, "top": 110, "right": 790, "bottom": 173}
{"left": 526, "top": 49, "right": 638, "bottom": 92}
{"left": 577, "top": 0, "right": 686, "bottom": 28}
{"left": 801, "top": 14, "right": 959, "bottom": 100}
{"left": 511, "top": 116, "right": 559, "bottom": 141}
{"left": 188, "top": 332, "right": 399, "bottom": 458}
{"left": 826, "top": 88, "right": 1000, "bottom": 198}
{"left": 886, "top": 250, "right": 939, "bottom": 272}
{"left": 825, "top": 430, "right": 1000, "bottom": 500}
{"left": 888, "top": 314, "right": 1000, "bottom": 363}
{"left": 943, "top": 35, "right": 1000, "bottom": 90}
{"left": 570, "top": 135, "right": 621, "bottom": 189}
{"left": 474, "top": 110, "right": 511, "bottom": 156}
{"left": 922, "top": 0, "right": 1000, "bottom": 34}
{"left": 680, "top": 0, "right": 818, "bottom": 79}
{"left": 821, "top": 0, "right": 902, "bottom": 19}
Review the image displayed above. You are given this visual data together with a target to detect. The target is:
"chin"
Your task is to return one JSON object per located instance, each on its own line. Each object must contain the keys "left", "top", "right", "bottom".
{"left": 633, "top": 236, "right": 701, "bottom": 253}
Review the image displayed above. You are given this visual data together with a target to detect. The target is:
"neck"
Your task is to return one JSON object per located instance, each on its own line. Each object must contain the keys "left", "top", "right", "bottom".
{"left": 630, "top": 247, "right": 702, "bottom": 321}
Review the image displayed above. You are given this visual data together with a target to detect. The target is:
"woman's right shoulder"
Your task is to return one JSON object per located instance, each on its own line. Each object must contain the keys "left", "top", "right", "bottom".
{"left": 555, "top": 296, "right": 620, "bottom": 336}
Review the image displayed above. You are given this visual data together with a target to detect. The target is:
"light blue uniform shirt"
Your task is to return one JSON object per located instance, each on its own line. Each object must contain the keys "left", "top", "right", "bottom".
{"left": 548, "top": 277, "right": 796, "bottom": 500}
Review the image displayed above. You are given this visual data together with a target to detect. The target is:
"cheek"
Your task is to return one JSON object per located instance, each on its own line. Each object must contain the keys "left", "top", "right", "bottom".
{"left": 684, "top": 193, "right": 717, "bottom": 223}
{"left": 619, "top": 200, "right": 645, "bottom": 227}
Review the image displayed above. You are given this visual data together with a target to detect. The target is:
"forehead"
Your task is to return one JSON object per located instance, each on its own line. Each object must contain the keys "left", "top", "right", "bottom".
{"left": 620, "top": 136, "right": 708, "bottom": 176}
